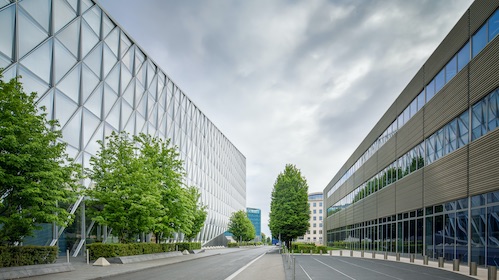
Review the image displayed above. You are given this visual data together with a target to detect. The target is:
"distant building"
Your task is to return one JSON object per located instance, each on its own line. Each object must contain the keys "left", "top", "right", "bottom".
{"left": 246, "top": 207, "right": 261, "bottom": 242}
{"left": 296, "top": 192, "right": 323, "bottom": 245}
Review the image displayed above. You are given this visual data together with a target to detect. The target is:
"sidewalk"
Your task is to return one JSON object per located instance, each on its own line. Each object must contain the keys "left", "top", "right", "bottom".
{"left": 21, "top": 248, "right": 245, "bottom": 280}
{"left": 230, "top": 249, "right": 285, "bottom": 280}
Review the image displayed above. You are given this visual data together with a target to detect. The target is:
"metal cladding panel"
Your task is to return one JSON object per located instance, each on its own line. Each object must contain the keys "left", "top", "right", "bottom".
{"left": 396, "top": 67, "right": 424, "bottom": 113}
{"left": 364, "top": 153, "right": 378, "bottom": 180}
{"left": 425, "top": 12, "right": 469, "bottom": 80}
{"left": 470, "top": 0, "right": 499, "bottom": 35}
{"left": 353, "top": 201, "right": 364, "bottom": 224}
{"left": 328, "top": 215, "right": 339, "bottom": 231}
{"left": 396, "top": 110, "right": 424, "bottom": 156}
{"left": 345, "top": 206, "right": 354, "bottom": 225}
{"left": 338, "top": 210, "right": 346, "bottom": 228}
{"left": 425, "top": 68, "right": 469, "bottom": 137}
{"left": 363, "top": 193, "right": 377, "bottom": 221}
{"left": 377, "top": 136, "right": 397, "bottom": 171}
{"left": 345, "top": 175, "right": 355, "bottom": 194}
{"left": 424, "top": 147, "right": 468, "bottom": 206}
{"left": 469, "top": 129, "right": 499, "bottom": 196}
{"left": 353, "top": 164, "right": 365, "bottom": 189}
{"left": 470, "top": 38, "right": 499, "bottom": 105}
{"left": 377, "top": 185, "right": 396, "bottom": 217}
{"left": 396, "top": 169, "right": 423, "bottom": 212}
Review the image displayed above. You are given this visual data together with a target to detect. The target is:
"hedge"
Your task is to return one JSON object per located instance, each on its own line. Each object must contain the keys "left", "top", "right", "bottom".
{"left": 0, "top": 246, "right": 57, "bottom": 268}
{"left": 291, "top": 243, "right": 328, "bottom": 254}
{"left": 87, "top": 242, "right": 201, "bottom": 260}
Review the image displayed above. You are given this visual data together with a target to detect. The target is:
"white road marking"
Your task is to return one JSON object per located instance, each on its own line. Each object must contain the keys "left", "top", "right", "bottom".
{"left": 224, "top": 251, "right": 267, "bottom": 280}
{"left": 335, "top": 258, "right": 403, "bottom": 280}
{"left": 313, "top": 258, "right": 357, "bottom": 280}
{"left": 299, "top": 264, "right": 313, "bottom": 280}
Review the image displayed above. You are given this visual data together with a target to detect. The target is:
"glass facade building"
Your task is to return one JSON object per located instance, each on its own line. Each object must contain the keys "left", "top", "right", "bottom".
{"left": 324, "top": 0, "right": 499, "bottom": 267}
{"left": 246, "top": 208, "right": 261, "bottom": 242}
{"left": 0, "top": 0, "right": 246, "bottom": 254}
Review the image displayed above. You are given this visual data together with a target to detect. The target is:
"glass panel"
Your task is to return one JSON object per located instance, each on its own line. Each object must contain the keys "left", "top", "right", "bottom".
{"left": 121, "top": 99, "right": 133, "bottom": 129}
{"left": 0, "top": 52, "right": 11, "bottom": 69}
{"left": 85, "top": 124, "right": 103, "bottom": 155}
{"left": 81, "top": 0, "right": 93, "bottom": 13}
{"left": 53, "top": 0, "right": 77, "bottom": 33}
{"left": 134, "top": 48, "right": 145, "bottom": 75}
{"left": 457, "top": 42, "right": 470, "bottom": 72}
{"left": 122, "top": 47, "right": 134, "bottom": 72}
{"left": 82, "top": 108, "right": 101, "bottom": 147}
{"left": 417, "top": 90, "right": 425, "bottom": 111}
{"left": 435, "top": 69, "right": 445, "bottom": 93}
{"left": 456, "top": 211, "right": 468, "bottom": 263}
{"left": 102, "top": 14, "right": 115, "bottom": 38}
{"left": 81, "top": 64, "right": 100, "bottom": 103}
{"left": 471, "top": 208, "right": 486, "bottom": 265}
{"left": 471, "top": 100, "right": 487, "bottom": 140}
{"left": 487, "top": 90, "right": 499, "bottom": 131}
{"left": 55, "top": 89, "right": 78, "bottom": 128}
{"left": 488, "top": 190, "right": 499, "bottom": 203}
{"left": 81, "top": 20, "right": 99, "bottom": 59}
{"left": 445, "top": 56, "right": 457, "bottom": 82}
{"left": 106, "top": 102, "right": 120, "bottom": 130}
{"left": 66, "top": 0, "right": 78, "bottom": 12}
{"left": 426, "top": 135, "right": 436, "bottom": 165}
{"left": 124, "top": 111, "right": 136, "bottom": 134}
{"left": 36, "top": 89, "right": 53, "bottom": 120}
{"left": 103, "top": 84, "right": 118, "bottom": 117}
{"left": 105, "top": 64, "right": 120, "bottom": 93}
{"left": 103, "top": 44, "right": 117, "bottom": 78}
{"left": 54, "top": 39, "right": 77, "bottom": 83}
{"left": 0, "top": 5, "right": 14, "bottom": 59}
{"left": 426, "top": 79, "right": 435, "bottom": 102}
{"left": 105, "top": 28, "right": 119, "bottom": 58}
{"left": 457, "top": 110, "right": 469, "bottom": 147}
{"left": 56, "top": 64, "right": 80, "bottom": 104}
{"left": 489, "top": 10, "right": 499, "bottom": 41}
{"left": 18, "top": 66, "right": 49, "bottom": 98}
{"left": 84, "top": 85, "right": 102, "bottom": 118}
{"left": 122, "top": 79, "right": 135, "bottom": 105}
{"left": 120, "top": 32, "right": 131, "bottom": 58}
{"left": 472, "top": 25, "right": 487, "bottom": 58}
{"left": 410, "top": 98, "right": 417, "bottom": 118}
{"left": 83, "top": 43, "right": 102, "bottom": 78}
{"left": 446, "top": 119, "right": 457, "bottom": 154}
{"left": 0, "top": 0, "right": 11, "bottom": 9}
{"left": 487, "top": 205, "right": 499, "bottom": 266}
{"left": 435, "top": 128, "right": 444, "bottom": 160}
{"left": 82, "top": 6, "right": 101, "bottom": 37}
{"left": 121, "top": 66, "right": 132, "bottom": 94}
{"left": 19, "top": 0, "right": 50, "bottom": 32}
{"left": 472, "top": 194, "right": 486, "bottom": 207}
{"left": 56, "top": 18, "right": 79, "bottom": 57}
{"left": 18, "top": 9, "right": 48, "bottom": 58}
{"left": 20, "top": 39, "right": 52, "bottom": 84}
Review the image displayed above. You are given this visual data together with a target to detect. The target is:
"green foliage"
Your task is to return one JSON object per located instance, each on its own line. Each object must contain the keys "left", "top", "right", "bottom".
{"left": 228, "top": 210, "right": 256, "bottom": 242}
{"left": 291, "top": 243, "right": 327, "bottom": 254}
{"left": 87, "top": 242, "right": 201, "bottom": 260}
{"left": 227, "top": 242, "right": 239, "bottom": 248}
{"left": 269, "top": 164, "right": 309, "bottom": 249}
{"left": 0, "top": 246, "right": 57, "bottom": 267}
{"left": 86, "top": 132, "right": 204, "bottom": 243}
{"left": 0, "top": 73, "right": 82, "bottom": 245}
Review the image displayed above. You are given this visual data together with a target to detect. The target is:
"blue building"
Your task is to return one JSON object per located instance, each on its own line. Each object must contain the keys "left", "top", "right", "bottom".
{"left": 247, "top": 208, "right": 261, "bottom": 242}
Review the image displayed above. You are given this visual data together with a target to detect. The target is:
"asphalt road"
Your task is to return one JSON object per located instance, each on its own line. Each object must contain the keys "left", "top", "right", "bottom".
{"left": 101, "top": 246, "right": 272, "bottom": 280}
{"left": 286, "top": 255, "right": 476, "bottom": 280}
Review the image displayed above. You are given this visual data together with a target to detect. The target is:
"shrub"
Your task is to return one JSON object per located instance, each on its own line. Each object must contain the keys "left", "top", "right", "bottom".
{"left": 0, "top": 246, "right": 57, "bottom": 268}
{"left": 227, "top": 243, "right": 239, "bottom": 248}
{"left": 87, "top": 242, "right": 202, "bottom": 260}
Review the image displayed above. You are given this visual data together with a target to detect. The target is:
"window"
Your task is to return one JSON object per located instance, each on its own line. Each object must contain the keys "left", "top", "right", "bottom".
{"left": 319, "top": 202, "right": 322, "bottom": 207}
{"left": 319, "top": 230, "right": 323, "bottom": 234}
{"left": 313, "top": 202, "right": 316, "bottom": 207}
{"left": 426, "top": 79, "right": 435, "bottom": 102}
{"left": 319, "top": 223, "right": 323, "bottom": 228}
{"left": 435, "top": 69, "right": 445, "bottom": 93}
{"left": 446, "top": 119, "right": 457, "bottom": 154}
{"left": 488, "top": 90, "right": 499, "bottom": 131}
{"left": 313, "top": 230, "right": 316, "bottom": 234}
{"left": 319, "top": 209, "right": 322, "bottom": 214}
{"left": 313, "top": 209, "right": 316, "bottom": 214}
{"left": 426, "top": 134, "right": 436, "bottom": 165}
{"left": 458, "top": 42, "right": 470, "bottom": 72}
{"left": 457, "top": 110, "right": 469, "bottom": 148}
{"left": 313, "top": 216, "right": 316, "bottom": 221}
{"left": 472, "top": 25, "right": 487, "bottom": 58}
{"left": 446, "top": 56, "right": 457, "bottom": 82}
{"left": 489, "top": 10, "right": 499, "bottom": 41}
{"left": 319, "top": 216, "right": 323, "bottom": 220}
{"left": 313, "top": 223, "right": 316, "bottom": 228}
{"left": 435, "top": 128, "right": 444, "bottom": 160}
{"left": 417, "top": 90, "right": 425, "bottom": 111}
{"left": 472, "top": 100, "right": 487, "bottom": 140}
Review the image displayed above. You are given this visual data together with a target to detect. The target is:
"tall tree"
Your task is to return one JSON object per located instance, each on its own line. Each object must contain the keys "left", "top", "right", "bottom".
{"left": 0, "top": 74, "right": 82, "bottom": 245}
{"left": 269, "top": 164, "right": 309, "bottom": 249}
{"left": 183, "top": 186, "right": 207, "bottom": 241}
{"left": 228, "top": 210, "right": 255, "bottom": 242}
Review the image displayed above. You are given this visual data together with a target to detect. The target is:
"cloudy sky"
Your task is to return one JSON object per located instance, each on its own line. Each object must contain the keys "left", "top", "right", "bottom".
{"left": 97, "top": 0, "right": 473, "bottom": 237}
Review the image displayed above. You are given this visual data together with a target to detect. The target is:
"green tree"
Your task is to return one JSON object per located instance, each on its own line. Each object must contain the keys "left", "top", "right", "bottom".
{"left": 183, "top": 186, "right": 207, "bottom": 241}
{"left": 0, "top": 73, "right": 82, "bottom": 245}
{"left": 228, "top": 210, "right": 255, "bottom": 242}
{"left": 269, "top": 164, "right": 309, "bottom": 249}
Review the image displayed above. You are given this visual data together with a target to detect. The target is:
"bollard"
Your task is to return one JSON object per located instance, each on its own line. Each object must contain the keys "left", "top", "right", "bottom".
{"left": 470, "top": 262, "right": 477, "bottom": 276}
{"left": 320, "top": 250, "right": 323, "bottom": 256}
{"left": 384, "top": 252, "right": 388, "bottom": 260}
{"left": 66, "top": 249, "right": 70, "bottom": 263}
{"left": 86, "top": 249, "right": 89, "bottom": 265}
{"left": 372, "top": 252, "right": 376, "bottom": 259}
{"left": 453, "top": 259, "right": 459, "bottom": 271}
{"left": 293, "top": 256, "right": 296, "bottom": 280}
{"left": 310, "top": 250, "right": 312, "bottom": 255}
{"left": 396, "top": 253, "right": 400, "bottom": 261}
{"left": 340, "top": 250, "right": 343, "bottom": 256}
{"left": 350, "top": 250, "right": 353, "bottom": 257}
{"left": 329, "top": 250, "right": 332, "bottom": 256}
{"left": 423, "top": 255, "right": 429, "bottom": 265}
{"left": 438, "top": 257, "right": 444, "bottom": 268}
{"left": 301, "top": 250, "right": 303, "bottom": 255}
{"left": 410, "top": 254, "right": 415, "bottom": 263}
{"left": 361, "top": 251, "right": 364, "bottom": 258}
{"left": 488, "top": 266, "right": 497, "bottom": 280}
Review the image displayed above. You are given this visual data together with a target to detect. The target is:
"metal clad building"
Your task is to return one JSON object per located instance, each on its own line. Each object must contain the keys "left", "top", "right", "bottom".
{"left": 0, "top": 0, "right": 246, "bottom": 254}
{"left": 324, "top": 0, "right": 499, "bottom": 267}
